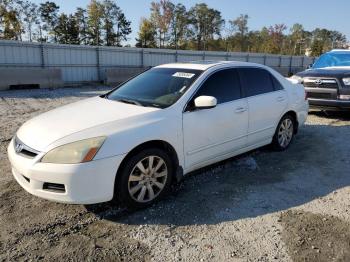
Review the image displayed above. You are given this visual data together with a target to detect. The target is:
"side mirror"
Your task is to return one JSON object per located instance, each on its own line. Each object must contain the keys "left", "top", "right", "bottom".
{"left": 307, "top": 63, "right": 313, "bottom": 69}
{"left": 194, "top": 96, "right": 217, "bottom": 109}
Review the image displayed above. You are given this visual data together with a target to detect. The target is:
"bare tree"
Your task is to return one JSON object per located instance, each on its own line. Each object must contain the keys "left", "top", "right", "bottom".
{"left": 20, "top": 1, "right": 39, "bottom": 41}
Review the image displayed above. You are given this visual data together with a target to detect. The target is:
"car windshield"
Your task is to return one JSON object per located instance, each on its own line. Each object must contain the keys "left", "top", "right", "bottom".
{"left": 313, "top": 52, "right": 350, "bottom": 69}
{"left": 106, "top": 68, "right": 202, "bottom": 108}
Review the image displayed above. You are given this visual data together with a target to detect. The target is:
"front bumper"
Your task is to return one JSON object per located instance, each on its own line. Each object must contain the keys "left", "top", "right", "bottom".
{"left": 7, "top": 139, "right": 126, "bottom": 204}
{"left": 308, "top": 98, "right": 350, "bottom": 110}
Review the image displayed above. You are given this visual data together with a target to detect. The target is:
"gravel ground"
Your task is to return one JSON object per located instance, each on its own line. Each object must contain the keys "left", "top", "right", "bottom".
{"left": 1, "top": 87, "right": 350, "bottom": 261}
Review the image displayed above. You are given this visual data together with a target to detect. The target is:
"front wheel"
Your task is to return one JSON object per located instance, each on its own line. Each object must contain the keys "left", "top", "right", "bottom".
{"left": 271, "top": 114, "right": 295, "bottom": 151}
{"left": 115, "top": 148, "right": 173, "bottom": 209}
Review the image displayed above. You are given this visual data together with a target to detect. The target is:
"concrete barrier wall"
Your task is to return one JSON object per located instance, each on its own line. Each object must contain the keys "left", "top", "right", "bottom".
{"left": 0, "top": 40, "right": 315, "bottom": 86}
{"left": 105, "top": 67, "right": 148, "bottom": 85}
{"left": 0, "top": 68, "right": 63, "bottom": 90}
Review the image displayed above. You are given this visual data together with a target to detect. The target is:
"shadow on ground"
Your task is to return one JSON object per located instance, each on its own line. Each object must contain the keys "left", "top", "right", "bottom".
{"left": 87, "top": 121, "right": 350, "bottom": 226}
{"left": 309, "top": 109, "right": 350, "bottom": 121}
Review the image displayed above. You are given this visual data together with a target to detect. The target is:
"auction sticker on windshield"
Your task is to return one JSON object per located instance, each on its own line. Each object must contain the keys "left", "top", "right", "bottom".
{"left": 172, "top": 72, "right": 196, "bottom": 79}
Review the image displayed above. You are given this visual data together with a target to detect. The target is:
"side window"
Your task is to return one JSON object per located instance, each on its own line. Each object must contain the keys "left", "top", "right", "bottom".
{"left": 238, "top": 68, "right": 275, "bottom": 97}
{"left": 194, "top": 69, "right": 241, "bottom": 104}
{"left": 271, "top": 75, "right": 284, "bottom": 91}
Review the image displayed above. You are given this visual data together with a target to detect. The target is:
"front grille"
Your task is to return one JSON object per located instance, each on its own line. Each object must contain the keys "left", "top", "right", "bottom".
{"left": 307, "top": 92, "right": 333, "bottom": 99}
{"left": 303, "top": 78, "right": 339, "bottom": 89}
{"left": 20, "top": 148, "right": 38, "bottom": 158}
{"left": 14, "top": 136, "right": 40, "bottom": 159}
{"left": 43, "top": 183, "right": 66, "bottom": 193}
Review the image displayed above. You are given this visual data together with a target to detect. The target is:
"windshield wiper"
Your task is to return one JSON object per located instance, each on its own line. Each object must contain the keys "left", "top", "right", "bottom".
{"left": 117, "top": 98, "right": 143, "bottom": 106}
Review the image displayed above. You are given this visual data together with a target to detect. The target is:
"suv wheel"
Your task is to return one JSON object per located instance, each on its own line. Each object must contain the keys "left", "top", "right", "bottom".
{"left": 115, "top": 148, "right": 173, "bottom": 209}
{"left": 272, "top": 114, "right": 295, "bottom": 151}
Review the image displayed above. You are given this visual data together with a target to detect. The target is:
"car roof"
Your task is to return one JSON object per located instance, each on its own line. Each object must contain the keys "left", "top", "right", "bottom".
{"left": 155, "top": 61, "right": 264, "bottom": 71}
{"left": 328, "top": 49, "right": 350, "bottom": 54}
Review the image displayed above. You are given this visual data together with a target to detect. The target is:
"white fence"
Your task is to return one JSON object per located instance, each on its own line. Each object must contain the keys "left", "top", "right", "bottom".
{"left": 0, "top": 40, "right": 315, "bottom": 83}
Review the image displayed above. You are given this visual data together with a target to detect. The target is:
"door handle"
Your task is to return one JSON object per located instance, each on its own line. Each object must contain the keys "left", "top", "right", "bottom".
{"left": 235, "top": 107, "right": 247, "bottom": 113}
{"left": 276, "top": 96, "right": 285, "bottom": 102}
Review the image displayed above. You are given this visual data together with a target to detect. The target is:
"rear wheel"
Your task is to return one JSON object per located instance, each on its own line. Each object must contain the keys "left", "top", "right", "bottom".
{"left": 272, "top": 114, "right": 295, "bottom": 151}
{"left": 115, "top": 148, "right": 173, "bottom": 209}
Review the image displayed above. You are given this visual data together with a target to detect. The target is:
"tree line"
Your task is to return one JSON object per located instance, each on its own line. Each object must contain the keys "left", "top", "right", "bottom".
{"left": 0, "top": 0, "right": 348, "bottom": 56}
{"left": 136, "top": 1, "right": 348, "bottom": 56}
{"left": 0, "top": 0, "right": 131, "bottom": 46}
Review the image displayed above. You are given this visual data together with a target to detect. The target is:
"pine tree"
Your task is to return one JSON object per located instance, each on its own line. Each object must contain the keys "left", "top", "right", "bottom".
{"left": 102, "top": 0, "right": 131, "bottom": 46}
{"left": 75, "top": 7, "right": 88, "bottom": 44}
{"left": 87, "top": 0, "right": 104, "bottom": 45}
{"left": 39, "top": 1, "right": 60, "bottom": 42}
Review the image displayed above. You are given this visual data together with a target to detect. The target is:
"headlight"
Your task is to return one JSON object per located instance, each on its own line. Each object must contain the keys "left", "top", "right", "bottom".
{"left": 41, "top": 137, "right": 106, "bottom": 164}
{"left": 343, "top": 78, "right": 350, "bottom": 86}
{"left": 290, "top": 75, "right": 303, "bottom": 84}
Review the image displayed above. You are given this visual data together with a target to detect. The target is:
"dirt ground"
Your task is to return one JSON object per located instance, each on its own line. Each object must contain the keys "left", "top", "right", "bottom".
{"left": 1, "top": 86, "right": 350, "bottom": 262}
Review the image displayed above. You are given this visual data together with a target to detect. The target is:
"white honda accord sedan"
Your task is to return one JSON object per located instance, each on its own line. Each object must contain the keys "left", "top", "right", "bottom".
{"left": 8, "top": 61, "right": 308, "bottom": 208}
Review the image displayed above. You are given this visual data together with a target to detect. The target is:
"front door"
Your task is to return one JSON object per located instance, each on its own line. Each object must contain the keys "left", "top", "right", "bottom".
{"left": 183, "top": 68, "right": 249, "bottom": 170}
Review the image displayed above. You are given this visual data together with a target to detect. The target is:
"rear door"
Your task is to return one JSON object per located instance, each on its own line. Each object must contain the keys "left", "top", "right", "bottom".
{"left": 238, "top": 67, "right": 288, "bottom": 146}
{"left": 183, "top": 68, "right": 248, "bottom": 170}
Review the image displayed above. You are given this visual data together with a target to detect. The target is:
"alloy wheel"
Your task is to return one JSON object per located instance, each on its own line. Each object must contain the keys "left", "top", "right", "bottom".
{"left": 278, "top": 118, "right": 294, "bottom": 148}
{"left": 128, "top": 156, "right": 168, "bottom": 203}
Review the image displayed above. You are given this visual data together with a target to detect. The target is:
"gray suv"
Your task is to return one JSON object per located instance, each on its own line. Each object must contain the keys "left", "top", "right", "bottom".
{"left": 294, "top": 50, "right": 350, "bottom": 110}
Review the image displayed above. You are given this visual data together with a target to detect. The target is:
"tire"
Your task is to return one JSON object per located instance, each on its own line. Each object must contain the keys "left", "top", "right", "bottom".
{"left": 271, "top": 114, "right": 295, "bottom": 151}
{"left": 115, "top": 148, "right": 174, "bottom": 209}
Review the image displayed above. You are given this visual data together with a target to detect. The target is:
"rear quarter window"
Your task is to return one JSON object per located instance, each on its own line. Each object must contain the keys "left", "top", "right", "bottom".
{"left": 271, "top": 75, "right": 284, "bottom": 91}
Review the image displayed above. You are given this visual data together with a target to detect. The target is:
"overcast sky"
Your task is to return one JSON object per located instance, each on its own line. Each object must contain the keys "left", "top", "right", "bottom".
{"left": 31, "top": 0, "right": 350, "bottom": 46}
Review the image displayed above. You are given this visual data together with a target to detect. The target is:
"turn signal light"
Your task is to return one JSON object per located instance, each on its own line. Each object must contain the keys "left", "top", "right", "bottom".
{"left": 338, "top": 95, "right": 350, "bottom": 100}
{"left": 82, "top": 147, "right": 99, "bottom": 162}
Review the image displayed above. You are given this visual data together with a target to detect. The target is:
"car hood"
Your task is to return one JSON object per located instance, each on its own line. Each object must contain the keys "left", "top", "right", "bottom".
{"left": 16, "top": 96, "right": 159, "bottom": 151}
{"left": 296, "top": 67, "right": 350, "bottom": 78}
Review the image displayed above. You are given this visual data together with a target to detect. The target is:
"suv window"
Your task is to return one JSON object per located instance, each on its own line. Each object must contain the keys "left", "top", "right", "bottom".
{"left": 193, "top": 68, "right": 241, "bottom": 104}
{"left": 238, "top": 68, "right": 275, "bottom": 97}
